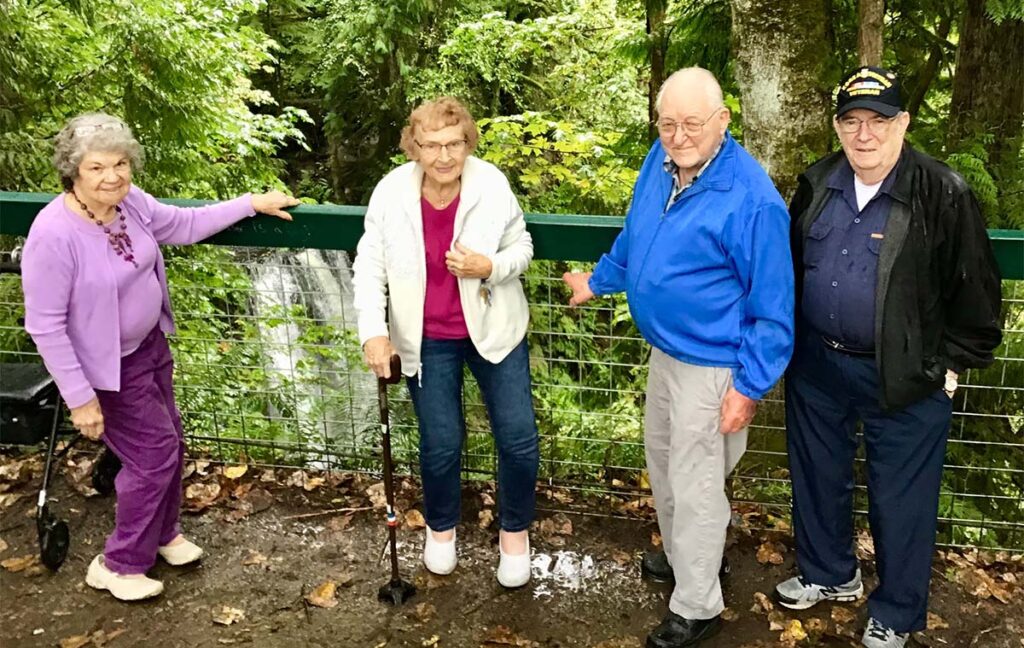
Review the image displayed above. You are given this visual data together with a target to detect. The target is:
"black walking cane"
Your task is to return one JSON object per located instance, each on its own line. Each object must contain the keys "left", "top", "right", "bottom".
{"left": 377, "top": 354, "right": 416, "bottom": 605}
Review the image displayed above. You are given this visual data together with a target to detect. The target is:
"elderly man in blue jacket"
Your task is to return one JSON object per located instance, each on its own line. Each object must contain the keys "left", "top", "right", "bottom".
{"left": 564, "top": 67, "right": 794, "bottom": 648}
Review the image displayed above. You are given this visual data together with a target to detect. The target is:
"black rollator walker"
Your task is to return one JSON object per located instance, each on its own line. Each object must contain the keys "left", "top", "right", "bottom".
{"left": 376, "top": 354, "right": 416, "bottom": 605}
{"left": 0, "top": 257, "right": 121, "bottom": 570}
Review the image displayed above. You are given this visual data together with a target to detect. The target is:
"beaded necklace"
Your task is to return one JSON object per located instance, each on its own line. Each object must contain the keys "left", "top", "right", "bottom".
{"left": 71, "top": 191, "right": 138, "bottom": 268}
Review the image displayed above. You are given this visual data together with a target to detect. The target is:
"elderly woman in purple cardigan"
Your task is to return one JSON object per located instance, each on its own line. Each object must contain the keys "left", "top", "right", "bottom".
{"left": 21, "top": 112, "right": 298, "bottom": 601}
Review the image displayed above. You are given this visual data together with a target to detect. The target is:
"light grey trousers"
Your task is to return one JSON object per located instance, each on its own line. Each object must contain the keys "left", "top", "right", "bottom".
{"left": 644, "top": 347, "right": 748, "bottom": 619}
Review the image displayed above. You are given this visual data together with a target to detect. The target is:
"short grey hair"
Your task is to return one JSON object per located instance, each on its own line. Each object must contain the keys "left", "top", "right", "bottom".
{"left": 53, "top": 113, "right": 144, "bottom": 190}
{"left": 654, "top": 67, "right": 725, "bottom": 116}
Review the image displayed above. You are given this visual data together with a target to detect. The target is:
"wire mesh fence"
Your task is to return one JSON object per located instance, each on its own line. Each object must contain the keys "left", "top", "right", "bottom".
{"left": 0, "top": 242, "right": 1021, "bottom": 550}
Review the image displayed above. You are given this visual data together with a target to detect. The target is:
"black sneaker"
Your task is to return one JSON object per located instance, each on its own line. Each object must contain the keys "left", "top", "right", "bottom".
{"left": 641, "top": 550, "right": 731, "bottom": 583}
{"left": 646, "top": 612, "right": 721, "bottom": 648}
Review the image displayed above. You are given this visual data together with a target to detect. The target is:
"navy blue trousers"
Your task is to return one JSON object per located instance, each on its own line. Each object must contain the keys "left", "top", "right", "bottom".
{"left": 407, "top": 337, "right": 539, "bottom": 533}
{"left": 785, "top": 329, "right": 951, "bottom": 632}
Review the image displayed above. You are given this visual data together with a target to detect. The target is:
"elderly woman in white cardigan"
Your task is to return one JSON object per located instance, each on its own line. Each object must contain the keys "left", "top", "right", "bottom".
{"left": 352, "top": 97, "right": 538, "bottom": 588}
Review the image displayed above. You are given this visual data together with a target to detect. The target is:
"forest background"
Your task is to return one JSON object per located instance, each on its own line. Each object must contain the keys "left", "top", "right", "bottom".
{"left": 0, "top": 0, "right": 1022, "bottom": 548}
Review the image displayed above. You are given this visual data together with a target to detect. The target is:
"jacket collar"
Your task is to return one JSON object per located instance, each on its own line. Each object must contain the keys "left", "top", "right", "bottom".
{"left": 655, "top": 131, "right": 738, "bottom": 196}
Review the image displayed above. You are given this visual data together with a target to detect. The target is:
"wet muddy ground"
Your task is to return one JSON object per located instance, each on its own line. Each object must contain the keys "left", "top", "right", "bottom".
{"left": 2, "top": 458, "right": 1022, "bottom": 648}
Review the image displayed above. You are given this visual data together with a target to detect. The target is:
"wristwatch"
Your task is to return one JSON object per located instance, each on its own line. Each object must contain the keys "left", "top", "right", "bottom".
{"left": 944, "top": 370, "right": 958, "bottom": 398}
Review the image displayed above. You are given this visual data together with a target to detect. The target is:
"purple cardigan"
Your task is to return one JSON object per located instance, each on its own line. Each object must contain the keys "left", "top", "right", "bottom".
{"left": 21, "top": 186, "right": 255, "bottom": 409}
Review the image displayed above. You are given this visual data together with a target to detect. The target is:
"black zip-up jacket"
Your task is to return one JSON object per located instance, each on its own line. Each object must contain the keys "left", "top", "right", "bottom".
{"left": 789, "top": 144, "right": 1003, "bottom": 411}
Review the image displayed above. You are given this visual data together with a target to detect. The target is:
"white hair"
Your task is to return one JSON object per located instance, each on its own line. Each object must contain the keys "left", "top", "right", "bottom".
{"left": 654, "top": 67, "right": 725, "bottom": 116}
{"left": 53, "top": 112, "right": 144, "bottom": 189}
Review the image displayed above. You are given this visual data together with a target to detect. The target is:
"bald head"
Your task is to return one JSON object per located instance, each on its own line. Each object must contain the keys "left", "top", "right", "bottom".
{"left": 655, "top": 67, "right": 724, "bottom": 116}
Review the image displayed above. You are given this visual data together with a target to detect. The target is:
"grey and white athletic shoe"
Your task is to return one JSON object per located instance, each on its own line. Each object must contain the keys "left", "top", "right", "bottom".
{"left": 861, "top": 617, "right": 909, "bottom": 648}
{"left": 773, "top": 568, "right": 864, "bottom": 610}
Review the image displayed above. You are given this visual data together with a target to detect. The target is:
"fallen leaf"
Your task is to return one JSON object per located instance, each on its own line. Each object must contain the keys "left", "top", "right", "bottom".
{"left": 404, "top": 509, "right": 427, "bottom": 530}
{"left": 285, "top": 470, "right": 307, "bottom": 488}
{"left": 91, "top": 627, "right": 125, "bottom": 646}
{"left": 721, "top": 608, "right": 738, "bottom": 622}
{"left": 480, "top": 492, "right": 495, "bottom": 506}
{"left": 651, "top": 532, "right": 662, "bottom": 547}
{"left": 184, "top": 481, "right": 222, "bottom": 512}
{"left": 193, "top": 460, "right": 211, "bottom": 476}
{"left": 0, "top": 537, "right": 7, "bottom": 554}
{"left": 305, "top": 580, "right": 338, "bottom": 608}
{"left": 303, "top": 477, "right": 325, "bottom": 492}
{"left": 259, "top": 469, "right": 277, "bottom": 483}
{"left": 768, "top": 610, "right": 787, "bottom": 632}
{"left": 481, "top": 625, "right": 539, "bottom": 646}
{"left": 779, "top": 619, "right": 807, "bottom": 643}
{"left": 545, "top": 488, "right": 574, "bottom": 504}
{"left": 59, "top": 634, "right": 91, "bottom": 648}
{"left": 0, "top": 493, "right": 24, "bottom": 509}
{"left": 804, "top": 617, "right": 826, "bottom": 634}
{"left": 413, "top": 602, "right": 436, "bottom": 623}
{"left": 751, "top": 592, "right": 774, "bottom": 614}
{"left": 366, "top": 482, "right": 387, "bottom": 509}
{"left": 422, "top": 636, "right": 439, "bottom": 647}
{"left": 327, "top": 515, "right": 352, "bottom": 532}
{"left": 241, "top": 550, "right": 268, "bottom": 566}
{"left": 65, "top": 456, "right": 100, "bottom": 497}
{"left": 609, "top": 549, "right": 633, "bottom": 567}
{"left": 831, "top": 607, "right": 857, "bottom": 624}
{"left": 926, "top": 612, "right": 949, "bottom": 630}
{"left": 478, "top": 509, "right": 494, "bottom": 530}
{"left": 212, "top": 605, "right": 245, "bottom": 626}
{"left": 855, "top": 529, "right": 875, "bottom": 559}
{"left": 1, "top": 554, "right": 39, "bottom": 572}
{"left": 756, "top": 541, "right": 786, "bottom": 565}
{"left": 223, "top": 465, "right": 248, "bottom": 480}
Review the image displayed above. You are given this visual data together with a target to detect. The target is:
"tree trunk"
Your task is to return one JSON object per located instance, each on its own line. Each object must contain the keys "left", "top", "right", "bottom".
{"left": 857, "top": 0, "right": 884, "bottom": 66}
{"left": 647, "top": 0, "right": 668, "bottom": 141}
{"left": 948, "top": 0, "right": 1024, "bottom": 170}
{"left": 905, "top": 13, "right": 953, "bottom": 119}
{"left": 730, "top": 0, "right": 833, "bottom": 199}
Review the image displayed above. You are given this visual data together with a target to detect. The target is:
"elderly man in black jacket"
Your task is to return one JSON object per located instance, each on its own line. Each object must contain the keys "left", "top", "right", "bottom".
{"left": 775, "top": 66, "right": 1002, "bottom": 648}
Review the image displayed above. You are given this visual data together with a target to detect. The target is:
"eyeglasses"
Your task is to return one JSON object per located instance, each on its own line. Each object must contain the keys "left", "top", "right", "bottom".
{"left": 836, "top": 114, "right": 900, "bottom": 135}
{"left": 416, "top": 139, "right": 468, "bottom": 156}
{"left": 72, "top": 122, "right": 128, "bottom": 138}
{"left": 655, "top": 107, "right": 724, "bottom": 138}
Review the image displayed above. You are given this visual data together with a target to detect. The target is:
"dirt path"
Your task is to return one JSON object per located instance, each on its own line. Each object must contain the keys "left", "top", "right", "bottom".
{"left": 1, "top": 461, "right": 1021, "bottom": 648}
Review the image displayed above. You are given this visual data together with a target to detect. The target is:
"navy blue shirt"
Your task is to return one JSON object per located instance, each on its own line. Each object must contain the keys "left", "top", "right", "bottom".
{"left": 802, "top": 159, "right": 900, "bottom": 350}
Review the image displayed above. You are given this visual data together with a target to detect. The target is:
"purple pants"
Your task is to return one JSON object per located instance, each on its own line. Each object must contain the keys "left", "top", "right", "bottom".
{"left": 95, "top": 328, "right": 185, "bottom": 575}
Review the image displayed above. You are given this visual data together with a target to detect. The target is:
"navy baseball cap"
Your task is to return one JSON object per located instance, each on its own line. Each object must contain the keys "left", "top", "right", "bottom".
{"left": 836, "top": 66, "right": 902, "bottom": 117}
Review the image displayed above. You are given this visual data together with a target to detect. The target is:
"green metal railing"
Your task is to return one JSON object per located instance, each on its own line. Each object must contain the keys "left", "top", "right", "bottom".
{"left": 1, "top": 192, "right": 1022, "bottom": 551}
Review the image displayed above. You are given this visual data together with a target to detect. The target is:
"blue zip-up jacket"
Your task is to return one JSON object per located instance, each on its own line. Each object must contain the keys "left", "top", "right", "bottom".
{"left": 589, "top": 133, "right": 794, "bottom": 399}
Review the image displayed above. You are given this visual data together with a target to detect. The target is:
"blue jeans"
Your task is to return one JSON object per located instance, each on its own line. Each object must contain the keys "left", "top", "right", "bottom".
{"left": 407, "top": 337, "right": 539, "bottom": 533}
{"left": 785, "top": 327, "right": 952, "bottom": 633}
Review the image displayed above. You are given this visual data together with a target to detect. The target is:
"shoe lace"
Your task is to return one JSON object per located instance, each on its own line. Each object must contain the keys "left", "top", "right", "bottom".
{"left": 867, "top": 619, "right": 891, "bottom": 641}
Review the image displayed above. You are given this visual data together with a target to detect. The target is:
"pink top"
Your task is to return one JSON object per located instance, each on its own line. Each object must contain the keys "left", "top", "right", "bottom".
{"left": 421, "top": 195, "right": 468, "bottom": 340}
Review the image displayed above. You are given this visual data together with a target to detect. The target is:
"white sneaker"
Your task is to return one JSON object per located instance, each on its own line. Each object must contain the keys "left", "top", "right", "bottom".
{"left": 423, "top": 526, "right": 457, "bottom": 575}
{"left": 158, "top": 538, "right": 204, "bottom": 566}
{"left": 861, "top": 617, "right": 909, "bottom": 648}
{"left": 85, "top": 555, "right": 164, "bottom": 601}
{"left": 775, "top": 568, "right": 864, "bottom": 609}
{"left": 496, "top": 533, "right": 531, "bottom": 588}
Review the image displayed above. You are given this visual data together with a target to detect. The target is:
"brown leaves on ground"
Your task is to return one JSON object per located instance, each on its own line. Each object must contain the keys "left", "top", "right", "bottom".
{"left": 58, "top": 628, "right": 125, "bottom": 648}
{"left": 617, "top": 496, "right": 656, "bottom": 518}
{"left": 534, "top": 513, "right": 573, "bottom": 546}
{"left": 478, "top": 508, "right": 494, "bottom": 530}
{"left": 0, "top": 455, "right": 39, "bottom": 486}
{"left": 366, "top": 482, "right": 387, "bottom": 509}
{"left": 211, "top": 605, "right": 245, "bottom": 626}
{"left": 756, "top": 540, "right": 787, "bottom": 565}
{"left": 831, "top": 606, "right": 857, "bottom": 624}
{"left": 224, "top": 483, "right": 273, "bottom": 523}
{"left": 412, "top": 602, "right": 436, "bottom": 623}
{"left": 778, "top": 619, "right": 808, "bottom": 646}
{"left": 591, "top": 638, "right": 643, "bottom": 648}
{"left": 404, "top": 509, "right": 427, "bottom": 530}
{"left": 721, "top": 608, "right": 739, "bottom": 622}
{"left": 305, "top": 580, "right": 338, "bottom": 608}
{"left": 0, "top": 536, "right": 8, "bottom": 554}
{"left": 926, "top": 612, "right": 949, "bottom": 630}
{"left": 2, "top": 553, "right": 39, "bottom": 572}
{"left": 944, "top": 548, "right": 1019, "bottom": 604}
{"left": 480, "top": 625, "right": 539, "bottom": 647}
{"left": 64, "top": 455, "right": 100, "bottom": 497}
{"left": 184, "top": 480, "right": 223, "bottom": 513}
{"left": 750, "top": 592, "right": 774, "bottom": 614}
{"left": 608, "top": 549, "right": 633, "bottom": 567}
{"left": 241, "top": 549, "right": 268, "bottom": 567}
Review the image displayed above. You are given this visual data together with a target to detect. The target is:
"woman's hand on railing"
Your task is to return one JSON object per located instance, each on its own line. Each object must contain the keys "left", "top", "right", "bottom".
{"left": 562, "top": 271, "right": 594, "bottom": 307}
{"left": 363, "top": 336, "right": 397, "bottom": 379}
{"left": 251, "top": 191, "right": 300, "bottom": 221}
{"left": 70, "top": 398, "right": 104, "bottom": 441}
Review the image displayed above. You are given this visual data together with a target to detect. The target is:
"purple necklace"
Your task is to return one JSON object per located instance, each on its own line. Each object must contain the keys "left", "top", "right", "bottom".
{"left": 71, "top": 191, "right": 138, "bottom": 268}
